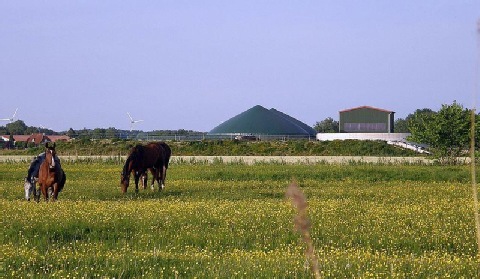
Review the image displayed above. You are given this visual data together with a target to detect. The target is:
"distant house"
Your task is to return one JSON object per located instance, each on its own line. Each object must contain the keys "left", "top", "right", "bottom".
{"left": 0, "top": 135, "right": 30, "bottom": 143}
{"left": 339, "top": 106, "right": 395, "bottom": 133}
{"left": 26, "top": 134, "right": 46, "bottom": 145}
{"left": 43, "top": 135, "right": 70, "bottom": 143}
{"left": 1, "top": 134, "right": 70, "bottom": 146}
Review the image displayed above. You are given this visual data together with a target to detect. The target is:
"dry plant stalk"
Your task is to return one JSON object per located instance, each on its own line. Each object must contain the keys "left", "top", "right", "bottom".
{"left": 472, "top": 18, "right": 480, "bottom": 257}
{"left": 286, "top": 181, "right": 321, "bottom": 279}
{"left": 471, "top": 108, "right": 480, "bottom": 256}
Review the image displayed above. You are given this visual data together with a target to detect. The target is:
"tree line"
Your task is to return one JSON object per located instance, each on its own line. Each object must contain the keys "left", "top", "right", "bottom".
{"left": 0, "top": 122, "right": 203, "bottom": 140}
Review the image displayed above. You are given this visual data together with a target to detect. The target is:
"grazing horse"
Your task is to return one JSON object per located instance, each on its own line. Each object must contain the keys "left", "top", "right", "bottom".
{"left": 37, "top": 143, "right": 66, "bottom": 202}
{"left": 141, "top": 142, "right": 171, "bottom": 190}
{"left": 120, "top": 143, "right": 170, "bottom": 193}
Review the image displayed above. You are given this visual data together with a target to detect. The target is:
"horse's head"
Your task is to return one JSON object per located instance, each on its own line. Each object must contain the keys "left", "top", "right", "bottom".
{"left": 120, "top": 171, "right": 130, "bottom": 193}
{"left": 45, "top": 142, "right": 56, "bottom": 169}
{"left": 120, "top": 149, "right": 138, "bottom": 193}
{"left": 24, "top": 177, "right": 33, "bottom": 201}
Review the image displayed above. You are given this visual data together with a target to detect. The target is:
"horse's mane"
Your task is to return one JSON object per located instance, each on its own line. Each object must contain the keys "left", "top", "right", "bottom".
{"left": 123, "top": 145, "right": 145, "bottom": 175}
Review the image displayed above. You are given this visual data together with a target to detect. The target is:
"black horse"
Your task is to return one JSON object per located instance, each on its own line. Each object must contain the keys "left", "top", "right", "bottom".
{"left": 120, "top": 142, "right": 171, "bottom": 193}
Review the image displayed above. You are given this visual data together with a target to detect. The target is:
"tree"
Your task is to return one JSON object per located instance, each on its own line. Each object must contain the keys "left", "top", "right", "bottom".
{"left": 92, "top": 128, "right": 106, "bottom": 139}
{"left": 25, "top": 126, "right": 39, "bottom": 135}
{"left": 406, "top": 108, "right": 436, "bottom": 144}
{"left": 7, "top": 133, "right": 14, "bottom": 149}
{"left": 105, "top": 127, "right": 119, "bottom": 139}
{"left": 314, "top": 117, "right": 339, "bottom": 133}
{"left": 394, "top": 118, "right": 409, "bottom": 133}
{"left": 408, "top": 102, "right": 472, "bottom": 160}
{"left": 67, "top": 128, "right": 76, "bottom": 138}
{"left": 6, "top": 120, "right": 27, "bottom": 135}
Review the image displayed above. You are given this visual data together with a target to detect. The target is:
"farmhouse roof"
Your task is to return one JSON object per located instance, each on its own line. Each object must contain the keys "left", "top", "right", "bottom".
{"left": 26, "top": 134, "right": 45, "bottom": 145}
{"left": 0, "top": 135, "right": 30, "bottom": 142}
{"left": 47, "top": 135, "right": 70, "bottom": 142}
{"left": 0, "top": 134, "right": 70, "bottom": 144}
{"left": 209, "top": 105, "right": 315, "bottom": 136}
{"left": 339, "top": 105, "right": 394, "bottom": 113}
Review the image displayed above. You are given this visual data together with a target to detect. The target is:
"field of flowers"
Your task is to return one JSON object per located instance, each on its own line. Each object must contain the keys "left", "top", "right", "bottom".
{"left": 1, "top": 159, "right": 480, "bottom": 278}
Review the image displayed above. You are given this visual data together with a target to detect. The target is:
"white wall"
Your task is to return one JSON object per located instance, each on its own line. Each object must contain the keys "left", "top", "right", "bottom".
{"left": 316, "top": 133, "right": 410, "bottom": 141}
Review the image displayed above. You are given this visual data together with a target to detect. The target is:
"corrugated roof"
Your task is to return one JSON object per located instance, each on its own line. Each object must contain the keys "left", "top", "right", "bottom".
{"left": 339, "top": 105, "right": 394, "bottom": 113}
{"left": 209, "top": 105, "right": 314, "bottom": 135}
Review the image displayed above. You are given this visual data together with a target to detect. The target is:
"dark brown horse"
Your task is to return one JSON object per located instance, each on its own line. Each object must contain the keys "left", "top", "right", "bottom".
{"left": 37, "top": 142, "right": 66, "bottom": 202}
{"left": 120, "top": 142, "right": 171, "bottom": 193}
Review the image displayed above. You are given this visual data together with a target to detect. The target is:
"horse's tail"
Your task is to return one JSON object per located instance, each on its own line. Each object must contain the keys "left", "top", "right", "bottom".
{"left": 148, "top": 142, "right": 165, "bottom": 168}
{"left": 159, "top": 142, "right": 171, "bottom": 169}
{"left": 58, "top": 170, "right": 66, "bottom": 192}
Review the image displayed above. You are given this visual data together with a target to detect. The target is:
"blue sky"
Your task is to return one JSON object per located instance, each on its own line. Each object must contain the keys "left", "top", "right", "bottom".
{"left": 1, "top": 1, "right": 479, "bottom": 132}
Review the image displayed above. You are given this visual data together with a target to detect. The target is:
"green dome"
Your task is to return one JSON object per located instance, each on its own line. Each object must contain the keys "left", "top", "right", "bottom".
{"left": 269, "top": 108, "right": 317, "bottom": 136}
{"left": 209, "top": 105, "right": 314, "bottom": 136}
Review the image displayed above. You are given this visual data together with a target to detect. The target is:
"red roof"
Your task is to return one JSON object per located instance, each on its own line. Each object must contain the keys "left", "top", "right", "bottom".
{"left": 46, "top": 135, "right": 70, "bottom": 142}
{"left": 27, "top": 134, "right": 45, "bottom": 144}
{"left": 0, "top": 135, "right": 30, "bottom": 142}
{"left": 1, "top": 134, "right": 70, "bottom": 144}
{"left": 339, "top": 105, "right": 394, "bottom": 113}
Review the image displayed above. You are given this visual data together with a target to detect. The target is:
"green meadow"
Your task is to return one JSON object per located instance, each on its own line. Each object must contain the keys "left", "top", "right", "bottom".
{"left": 1, "top": 159, "right": 479, "bottom": 278}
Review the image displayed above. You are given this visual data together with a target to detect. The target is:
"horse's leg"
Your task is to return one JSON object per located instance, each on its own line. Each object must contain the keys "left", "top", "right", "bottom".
{"left": 141, "top": 172, "right": 148, "bottom": 190}
{"left": 134, "top": 172, "right": 140, "bottom": 193}
{"left": 34, "top": 182, "right": 41, "bottom": 202}
{"left": 47, "top": 187, "right": 53, "bottom": 199}
{"left": 32, "top": 179, "right": 36, "bottom": 200}
{"left": 151, "top": 168, "right": 157, "bottom": 190}
{"left": 52, "top": 183, "right": 59, "bottom": 201}
{"left": 41, "top": 185, "right": 48, "bottom": 201}
{"left": 160, "top": 166, "right": 167, "bottom": 190}
{"left": 34, "top": 183, "right": 40, "bottom": 202}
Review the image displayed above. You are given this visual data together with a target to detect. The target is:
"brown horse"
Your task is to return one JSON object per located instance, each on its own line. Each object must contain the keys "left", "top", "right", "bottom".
{"left": 120, "top": 142, "right": 170, "bottom": 193}
{"left": 37, "top": 142, "right": 66, "bottom": 202}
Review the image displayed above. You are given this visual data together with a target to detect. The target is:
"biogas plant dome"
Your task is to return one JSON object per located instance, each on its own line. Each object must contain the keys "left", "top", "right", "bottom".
{"left": 208, "top": 105, "right": 316, "bottom": 136}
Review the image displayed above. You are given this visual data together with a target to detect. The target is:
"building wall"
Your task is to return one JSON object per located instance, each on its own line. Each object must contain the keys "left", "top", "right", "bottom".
{"left": 339, "top": 107, "right": 394, "bottom": 133}
{"left": 317, "top": 132, "right": 410, "bottom": 141}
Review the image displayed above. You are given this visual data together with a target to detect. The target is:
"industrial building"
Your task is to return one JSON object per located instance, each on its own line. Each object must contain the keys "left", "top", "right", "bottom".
{"left": 209, "top": 105, "right": 316, "bottom": 138}
{"left": 339, "top": 106, "right": 395, "bottom": 133}
{"left": 317, "top": 105, "right": 410, "bottom": 143}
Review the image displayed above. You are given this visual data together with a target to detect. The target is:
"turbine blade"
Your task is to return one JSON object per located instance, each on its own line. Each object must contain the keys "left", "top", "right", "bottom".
{"left": 127, "top": 112, "right": 134, "bottom": 121}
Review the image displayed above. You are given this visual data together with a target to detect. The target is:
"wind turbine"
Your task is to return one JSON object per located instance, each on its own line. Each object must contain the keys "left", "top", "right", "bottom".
{"left": 127, "top": 112, "right": 143, "bottom": 131}
{"left": 0, "top": 108, "right": 18, "bottom": 123}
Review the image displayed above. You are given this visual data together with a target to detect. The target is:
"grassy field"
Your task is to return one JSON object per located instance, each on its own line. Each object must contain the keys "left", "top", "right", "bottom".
{"left": 1, "top": 160, "right": 479, "bottom": 278}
